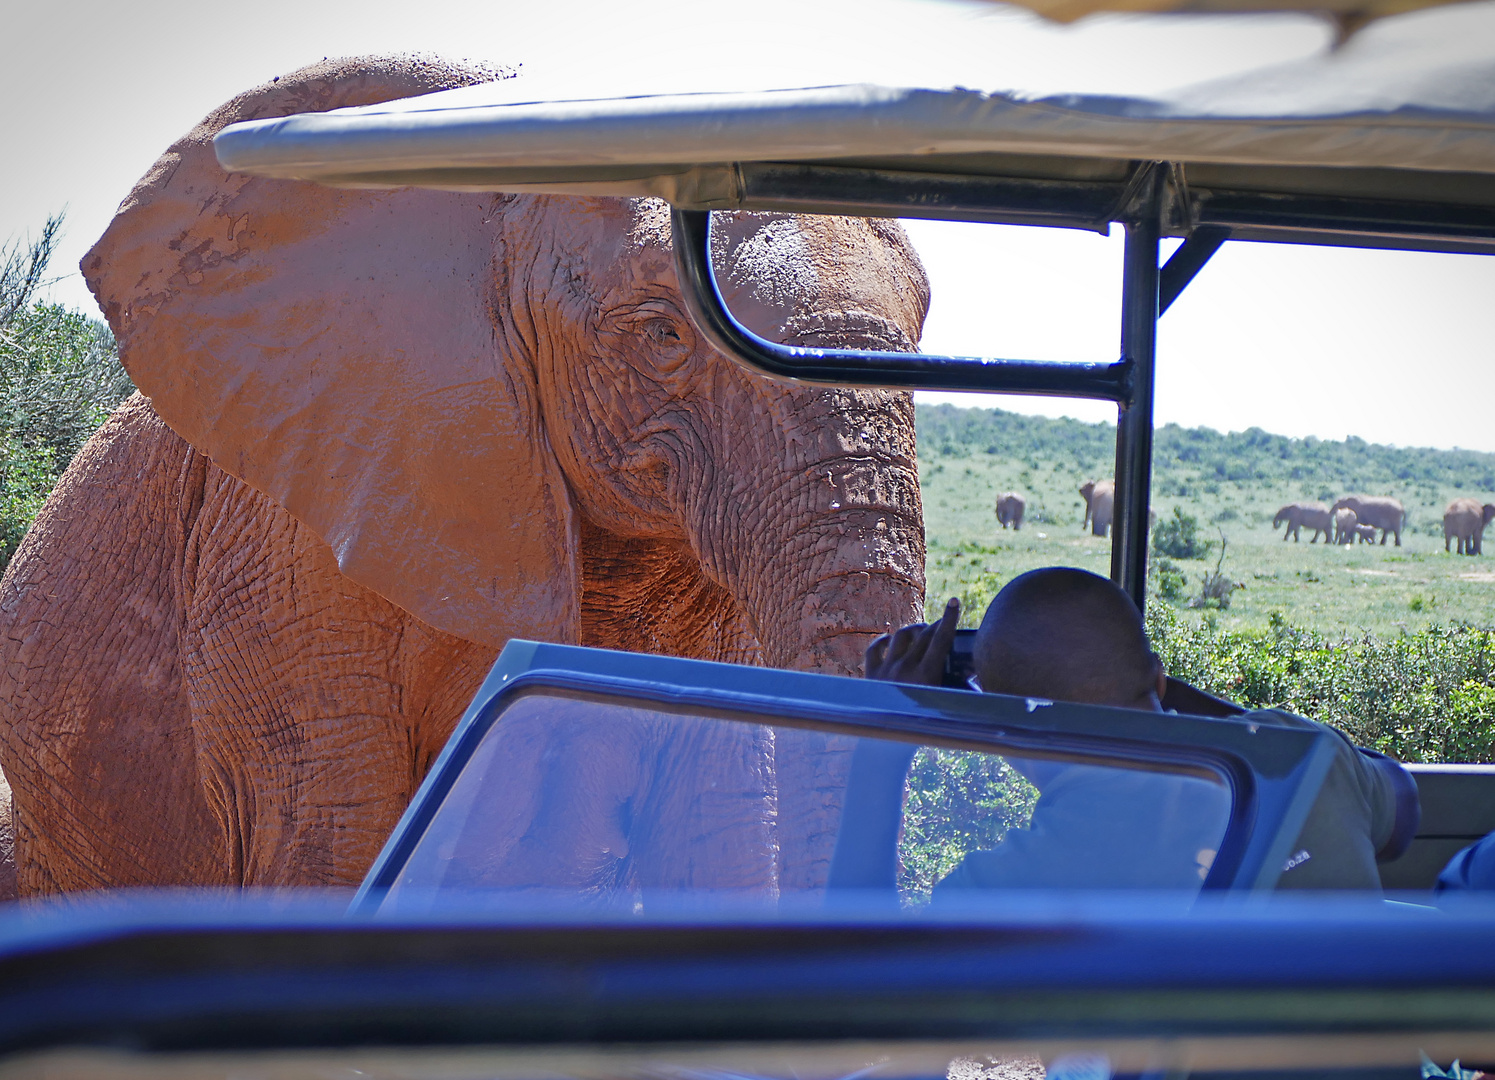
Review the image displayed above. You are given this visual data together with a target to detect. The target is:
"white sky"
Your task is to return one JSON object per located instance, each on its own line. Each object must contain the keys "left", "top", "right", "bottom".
{"left": 5, "top": 0, "right": 1494, "bottom": 450}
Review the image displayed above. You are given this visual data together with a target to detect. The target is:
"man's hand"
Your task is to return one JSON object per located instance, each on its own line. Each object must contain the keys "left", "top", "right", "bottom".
{"left": 864, "top": 597, "right": 961, "bottom": 686}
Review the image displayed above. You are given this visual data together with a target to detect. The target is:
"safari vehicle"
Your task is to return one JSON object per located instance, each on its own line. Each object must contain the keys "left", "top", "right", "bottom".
{"left": 6, "top": 8, "right": 1495, "bottom": 1080}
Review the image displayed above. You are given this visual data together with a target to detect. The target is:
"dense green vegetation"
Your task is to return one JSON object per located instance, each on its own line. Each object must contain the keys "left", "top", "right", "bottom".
{"left": 898, "top": 748, "right": 1037, "bottom": 902}
{"left": 1149, "top": 606, "right": 1495, "bottom": 763}
{"left": 0, "top": 217, "right": 135, "bottom": 573}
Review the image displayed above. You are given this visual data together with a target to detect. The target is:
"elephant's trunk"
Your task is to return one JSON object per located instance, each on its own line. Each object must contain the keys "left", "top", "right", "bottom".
{"left": 686, "top": 383, "right": 926, "bottom": 677}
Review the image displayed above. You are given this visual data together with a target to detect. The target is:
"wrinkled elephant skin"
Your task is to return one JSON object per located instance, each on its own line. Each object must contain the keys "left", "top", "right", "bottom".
{"left": 0, "top": 57, "right": 929, "bottom": 896}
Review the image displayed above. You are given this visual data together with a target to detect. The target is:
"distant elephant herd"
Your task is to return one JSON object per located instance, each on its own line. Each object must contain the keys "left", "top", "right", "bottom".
{"left": 994, "top": 486, "right": 1495, "bottom": 556}
{"left": 1275, "top": 496, "right": 1495, "bottom": 555}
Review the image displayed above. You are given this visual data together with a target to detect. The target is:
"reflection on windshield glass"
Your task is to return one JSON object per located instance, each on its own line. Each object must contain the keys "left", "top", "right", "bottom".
{"left": 382, "top": 693, "right": 1230, "bottom": 911}
{"left": 900, "top": 748, "right": 1039, "bottom": 902}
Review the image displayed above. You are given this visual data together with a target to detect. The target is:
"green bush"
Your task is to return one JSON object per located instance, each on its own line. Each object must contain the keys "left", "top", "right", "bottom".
{"left": 1153, "top": 506, "right": 1214, "bottom": 560}
{"left": 951, "top": 569, "right": 1004, "bottom": 628}
{"left": 898, "top": 748, "right": 1037, "bottom": 903}
{"left": 1151, "top": 557, "right": 1188, "bottom": 601}
{"left": 0, "top": 216, "right": 134, "bottom": 573}
{"left": 1147, "top": 604, "right": 1495, "bottom": 763}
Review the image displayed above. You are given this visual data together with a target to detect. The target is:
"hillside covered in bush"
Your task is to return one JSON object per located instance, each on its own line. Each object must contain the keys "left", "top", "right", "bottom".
{"left": 918, "top": 401, "right": 1495, "bottom": 502}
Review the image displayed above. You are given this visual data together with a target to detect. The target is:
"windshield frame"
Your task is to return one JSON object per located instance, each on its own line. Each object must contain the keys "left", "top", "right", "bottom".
{"left": 354, "top": 640, "right": 1339, "bottom": 910}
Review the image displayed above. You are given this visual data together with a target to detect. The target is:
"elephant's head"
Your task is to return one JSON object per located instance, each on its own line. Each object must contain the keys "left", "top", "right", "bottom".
{"left": 82, "top": 56, "right": 928, "bottom": 676}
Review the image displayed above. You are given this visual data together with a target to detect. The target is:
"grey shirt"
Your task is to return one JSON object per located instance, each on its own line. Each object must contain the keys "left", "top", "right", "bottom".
{"left": 934, "top": 709, "right": 1404, "bottom": 895}
{"left": 1242, "top": 709, "right": 1401, "bottom": 891}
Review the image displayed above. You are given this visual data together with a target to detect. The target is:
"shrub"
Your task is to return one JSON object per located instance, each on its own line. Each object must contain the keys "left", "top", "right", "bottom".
{"left": 898, "top": 748, "right": 1038, "bottom": 903}
{"left": 0, "top": 215, "right": 134, "bottom": 574}
{"left": 1153, "top": 506, "right": 1214, "bottom": 560}
{"left": 1189, "top": 568, "right": 1240, "bottom": 610}
{"left": 1187, "top": 532, "right": 1242, "bottom": 610}
{"left": 0, "top": 442, "right": 56, "bottom": 570}
{"left": 1147, "top": 605, "right": 1495, "bottom": 763}
{"left": 1151, "top": 557, "right": 1188, "bottom": 602}
{"left": 931, "top": 569, "right": 1004, "bottom": 627}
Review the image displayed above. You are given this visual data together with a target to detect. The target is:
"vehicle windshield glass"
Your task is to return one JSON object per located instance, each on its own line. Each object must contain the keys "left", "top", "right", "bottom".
{"left": 379, "top": 691, "right": 1231, "bottom": 912}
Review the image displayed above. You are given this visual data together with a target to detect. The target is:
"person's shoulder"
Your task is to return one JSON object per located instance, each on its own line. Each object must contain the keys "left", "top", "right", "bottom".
{"left": 1233, "top": 707, "right": 1321, "bottom": 733}
{"left": 1233, "top": 707, "right": 1361, "bottom": 752}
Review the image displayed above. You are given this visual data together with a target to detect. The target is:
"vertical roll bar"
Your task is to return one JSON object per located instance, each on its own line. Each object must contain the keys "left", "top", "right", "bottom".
{"left": 1112, "top": 166, "right": 1163, "bottom": 612}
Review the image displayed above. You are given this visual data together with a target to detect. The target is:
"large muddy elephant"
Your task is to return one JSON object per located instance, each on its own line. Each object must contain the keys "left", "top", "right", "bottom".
{"left": 1445, "top": 498, "right": 1495, "bottom": 555}
{"left": 1273, "top": 502, "right": 1332, "bottom": 543}
{"left": 1080, "top": 480, "right": 1114, "bottom": 538}
{"left": 1332, "top": 496, "right": 1405, "bottom": 547}
{"left": 0, "top": 57, "right": 929, "bottom": 896}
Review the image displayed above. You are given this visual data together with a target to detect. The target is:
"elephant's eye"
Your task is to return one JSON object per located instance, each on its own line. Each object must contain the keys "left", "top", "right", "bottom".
{"left": 641, "top": 318, "right": 682, "bottom": 345}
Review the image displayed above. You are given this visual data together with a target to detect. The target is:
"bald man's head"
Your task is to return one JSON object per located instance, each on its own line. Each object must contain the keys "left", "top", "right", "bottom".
{"left": 974, "top": 568, "right": 1164, "bottom": 710}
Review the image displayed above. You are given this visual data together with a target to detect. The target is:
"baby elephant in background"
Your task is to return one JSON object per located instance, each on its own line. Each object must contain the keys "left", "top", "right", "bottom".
{"left": 995, "top": 492, "right": 1026, "bottom": 531}
{"left": 1332, "top": 496, "right": 1406, "bottom": 546}
{"left": 1444, "top": 498, "right": 1495, "bottom": 555}
{"left": 1273, "top": 502, "right": 1332, "bottom": 543}
{"left": 1354, "top": 524, "right": 1378, "bottom": 544}
{"left": 1333, "top": 508, "right": 1360, "bottom": 545}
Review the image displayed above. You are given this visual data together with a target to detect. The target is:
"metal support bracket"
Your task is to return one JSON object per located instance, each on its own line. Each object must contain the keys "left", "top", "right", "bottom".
{"left": 1160, "top": 225, "right": 1231, "bottom": 315}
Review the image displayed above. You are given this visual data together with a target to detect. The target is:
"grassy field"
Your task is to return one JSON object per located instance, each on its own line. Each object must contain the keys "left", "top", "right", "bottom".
{"left": 918, "top": 403, "right": 1495, "bottom": 636}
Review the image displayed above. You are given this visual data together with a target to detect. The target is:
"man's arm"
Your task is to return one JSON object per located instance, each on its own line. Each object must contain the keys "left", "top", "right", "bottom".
{"left": 1245, "top": 709, "right": 1418, "bottom": 889}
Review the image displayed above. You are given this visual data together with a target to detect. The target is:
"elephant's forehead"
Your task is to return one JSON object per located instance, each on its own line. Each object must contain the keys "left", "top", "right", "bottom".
{"left": 544, "top": 198, "right": 676, "bottom": 287}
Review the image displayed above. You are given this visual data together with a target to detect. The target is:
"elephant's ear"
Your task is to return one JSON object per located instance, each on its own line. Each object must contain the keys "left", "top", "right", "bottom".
{"left": 83, "top": 57, "right": 580, "bottom": 649}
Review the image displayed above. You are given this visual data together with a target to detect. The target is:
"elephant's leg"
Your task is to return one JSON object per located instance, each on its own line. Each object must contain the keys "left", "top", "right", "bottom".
{"left": 182, "top": 471, "right": 495, "bottom": 886}
{"left": 0, "top": 396, "right": 227, "bottom": 893}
